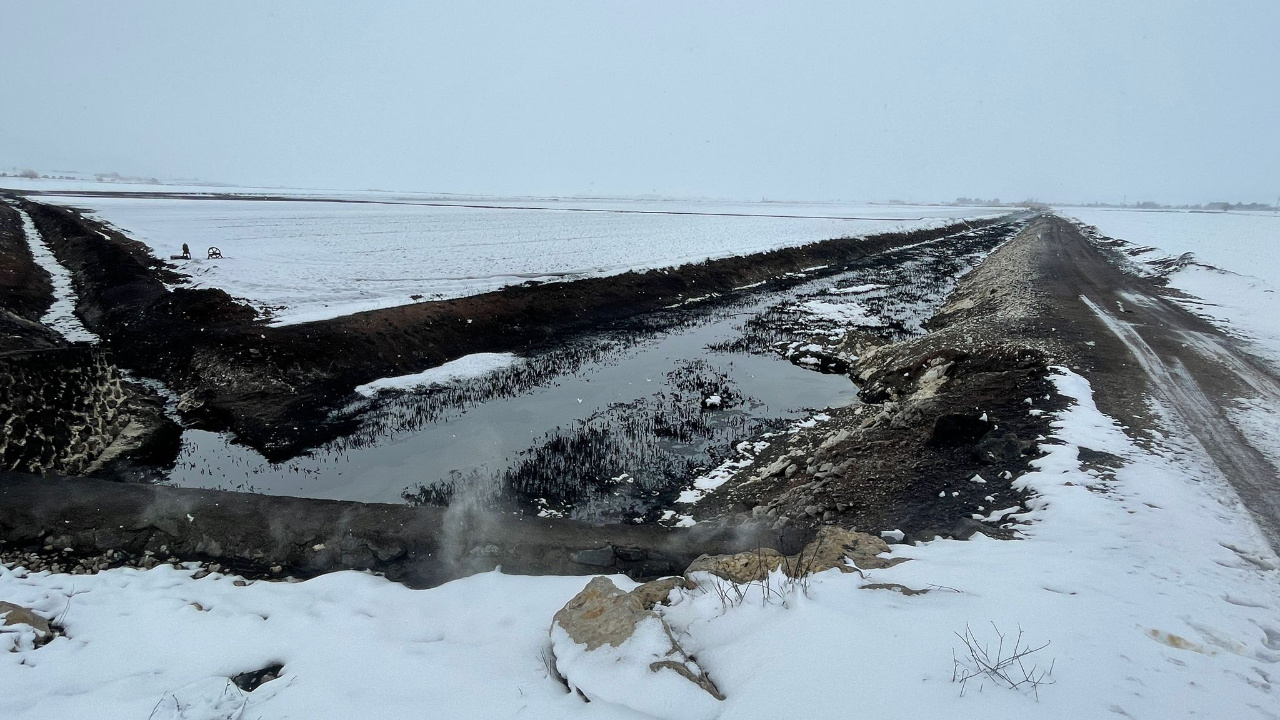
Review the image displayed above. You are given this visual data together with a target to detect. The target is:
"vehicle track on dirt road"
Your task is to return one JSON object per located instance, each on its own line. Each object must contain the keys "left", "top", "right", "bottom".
{"left": 1038, "top": 215, "right": 1280, "bottom": 552}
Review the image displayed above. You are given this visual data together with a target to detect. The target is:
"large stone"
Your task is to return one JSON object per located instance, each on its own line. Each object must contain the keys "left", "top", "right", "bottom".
{"left": 569, "top": 544, "right": 616, "bottom": 568}
{"left": 684, "top": 547, "right": 786, "bottom": 583}
{"left": 0, "top": 601, "right": 51, "bottom": 637}
{"left": 929, "top": 412, "right": 994, "bottom": 446}
{"left": 551, "top": 576, "right": 723, "bottom": 717}
{"left": 790, "top": 526, "right": 896, "bottom": 575}
{"left": 629, "top": 576, "right": 695, "bottom": 610}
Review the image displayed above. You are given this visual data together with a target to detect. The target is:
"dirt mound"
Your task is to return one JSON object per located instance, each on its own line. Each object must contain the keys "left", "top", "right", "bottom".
{"left": 686, "top": 216, "right": 1068, "bottom": 540}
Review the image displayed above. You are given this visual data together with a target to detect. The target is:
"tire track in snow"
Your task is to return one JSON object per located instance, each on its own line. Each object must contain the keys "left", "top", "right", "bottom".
{"left": 1082, "top": 293, "right": 1280, "bottom": 550}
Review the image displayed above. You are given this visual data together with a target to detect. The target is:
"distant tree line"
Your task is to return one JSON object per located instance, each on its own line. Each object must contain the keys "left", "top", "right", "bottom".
{"left": 1075, "top": 200, "right": 1277, "bottom": 211}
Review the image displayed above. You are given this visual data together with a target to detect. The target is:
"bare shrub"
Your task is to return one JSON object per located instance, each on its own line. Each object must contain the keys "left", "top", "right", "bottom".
{"left": 952, "top": 623, "right": 1055, "bottom": 699}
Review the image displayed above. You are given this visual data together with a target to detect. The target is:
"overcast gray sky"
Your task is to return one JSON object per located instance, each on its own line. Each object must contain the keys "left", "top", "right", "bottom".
{"left": 2, "top": 1, "right": 1277, "bottom": 204}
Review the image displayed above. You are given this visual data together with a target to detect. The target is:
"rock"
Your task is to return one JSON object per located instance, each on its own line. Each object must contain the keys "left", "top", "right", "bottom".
{"left": 861, "top": 582, "right": 928, "bottom": 596}
{"left": 629, "top": 576, "right": 696, "bottom": 610}
{"left": 570, "top": 544, "right": 616, "bottom": 568}
{"left": 685, "top": 547, "right": 786, "bottom": 583}
{"left": 175, "top": 389, "right": 205, "bottom": 413}
{"left": 791, "top": 526, "right": 897, "bottom": 575}
{"left": 820, "top": 429, "right": 851, "bottom": 450}
{"left": 929, "top": 413, "right": 994, "bottom": 446}
{"left": 974, "top": 432, "right": 1031, "bottom": 464}
{"left": 551, "top": 577, "right": 723, "bottom": 718}
{"left": 0, "top": 601, "right": 51, "bottom": 637}
{"left": 467, "top": 544, "right": 501, "bottom": 558}
{"left": 784, "top": 463, "right": 798, "bottom": 478}
{"left": 614, "top": 545, "right": 647, "bottom": 562}
{"left": 948, "top": 518, "right": 1014, "bottom": 541}
{"left": 231, "top": 663, "right": 285, "bottom": 692}
{"left": 761, "top": 456, "right": 791, "bottom": 478}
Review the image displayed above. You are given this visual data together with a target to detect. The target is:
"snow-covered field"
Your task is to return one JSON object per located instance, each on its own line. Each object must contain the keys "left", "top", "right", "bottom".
{"left": 4, "top": 369, "right": 1276, "bottom": 719}
{"left": 25, "top": 183, "right": 1000, "bottom": 325}
{"left": 1065, "top": 208, "right": 1280, "bottom": 370}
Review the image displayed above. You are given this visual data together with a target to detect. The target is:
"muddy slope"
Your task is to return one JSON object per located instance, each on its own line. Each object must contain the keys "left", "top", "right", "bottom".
{"left": 689, "top": 214, "right": 1069, "bottom": 540}
{"left": 15, "top": 195, "right": 1016, "bottom": 459}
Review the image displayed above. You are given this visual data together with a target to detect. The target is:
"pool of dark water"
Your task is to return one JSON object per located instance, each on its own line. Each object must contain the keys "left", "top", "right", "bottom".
{"left": 168, "top": 289, "right": 858, "bottom": 519}
{"left": 166, "top": 219, "right": 1025, "bottom": 522}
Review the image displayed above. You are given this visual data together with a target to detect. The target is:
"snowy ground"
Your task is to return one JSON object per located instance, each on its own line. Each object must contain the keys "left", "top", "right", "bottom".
{"left": 4, "top": 368, "right": 1276, "bottom": 719}
{"left": 354, "top": 352, "right": 521, "bottom": 397}
{"left": 27, "top": 185, "right": 999, "bottom": 325}
{"left": 1065, "top": 208, "right": 1280, "bottom": 371}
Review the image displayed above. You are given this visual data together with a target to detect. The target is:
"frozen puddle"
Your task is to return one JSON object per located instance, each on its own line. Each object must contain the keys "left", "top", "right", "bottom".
{"left": 9, "top": 202, "right": 98, "bottom": 343}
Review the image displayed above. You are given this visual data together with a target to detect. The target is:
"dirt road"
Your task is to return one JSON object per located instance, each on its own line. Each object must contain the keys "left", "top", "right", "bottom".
{"left": 1036, "top": 215, "right": 1280, "bottom": 551}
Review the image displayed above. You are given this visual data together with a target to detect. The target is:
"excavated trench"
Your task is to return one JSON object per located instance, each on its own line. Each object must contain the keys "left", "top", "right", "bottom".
{"left": 1, "top": 199, "right": 1072, "bottom": 585}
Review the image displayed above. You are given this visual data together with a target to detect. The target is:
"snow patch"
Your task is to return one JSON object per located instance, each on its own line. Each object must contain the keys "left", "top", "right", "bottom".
{"left": 354, "top": 353, "right": 519, "bottom": 396}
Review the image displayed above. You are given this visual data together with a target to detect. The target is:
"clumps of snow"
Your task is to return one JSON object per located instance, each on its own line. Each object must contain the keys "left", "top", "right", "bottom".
{"left": 677, "top": 440, "right": 772, "bottom": 506}
{"left": 534, "top": 498, "right": 564, "bottom": 519}
{"left": 660, "top": 509, "right": 697, "bottom": 527}
{"left": 789, "top": 412, "right": 831, "bottom": 432}
{"left": 829, "top": 283, "right": 884, "bottom": 295}
{"left": 798, "top": 298, "right": 883, "bottom": 327}
{"left": 354, "top": 353, "right": 519, "bottom": 396}
{"left": 703, "top": 395, "right": 722, "bottom": 409}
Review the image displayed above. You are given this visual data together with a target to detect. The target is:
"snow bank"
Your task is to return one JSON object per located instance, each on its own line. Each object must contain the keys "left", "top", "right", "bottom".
{"left": 3, "top": 369, "right": 1277, "bottom": 718}
{"left": 354, "top": 352, "right": 519, "bottom": 396}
